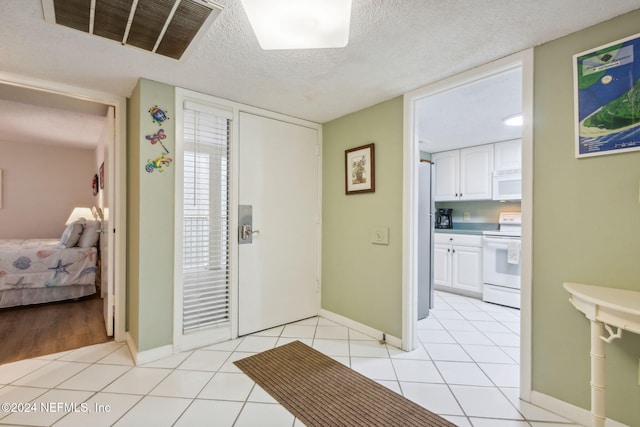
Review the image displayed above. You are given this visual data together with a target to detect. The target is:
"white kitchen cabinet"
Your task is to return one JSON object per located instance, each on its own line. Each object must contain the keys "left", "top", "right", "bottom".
{"left": 494, "top": 139, "right": 521, "bottom": 172}
{"left": 433, "top": 233, "right": 483, "bottom": 297}
{"left": 452, "top": 245, "right": 482, "bottom": 294}
{"left": 492, "top": 139, "right": 522, "bottom": 200}
{"left": 432, "top": 144, "right": 493, "bottom": 201}
{"left": 459, "top": 145, "right": 494, "bottom": 200}
{"left": 431, "top": 150, "right": 459, "bottom": 201}
{"left": 433, "top": 243, "right": 452, "bottom": 287}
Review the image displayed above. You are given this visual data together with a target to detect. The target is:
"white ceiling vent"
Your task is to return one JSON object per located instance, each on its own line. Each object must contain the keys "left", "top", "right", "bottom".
{"left": 42, "top": 0, "right": 223, "bottom": 60}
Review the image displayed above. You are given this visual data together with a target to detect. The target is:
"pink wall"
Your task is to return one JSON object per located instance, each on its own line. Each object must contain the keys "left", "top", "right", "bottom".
{"left": 0, "top": 140, "right": 97, "bottom": 239}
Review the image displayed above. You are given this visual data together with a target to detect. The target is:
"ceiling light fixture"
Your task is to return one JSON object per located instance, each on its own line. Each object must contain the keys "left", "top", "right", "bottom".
{"left": 240, "top": 0, "right": 352, "bottom": 50}
{"left": 503, "top": 114, "right": 523, "bottom": 126}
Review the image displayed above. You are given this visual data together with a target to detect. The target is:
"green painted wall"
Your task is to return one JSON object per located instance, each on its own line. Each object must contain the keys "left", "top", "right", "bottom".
{"left": 127, "top": 78, "right": 175, "bottom": 352}
{"left": 322, "top": 97, "right": 404, "bottom": 337}
{"left": 322, "top": 9, "right": 640, "bottom": 424}
{"left": 127, "top": 88, "right": 140, "bottom": 344}
{"left": 533, "top": 10, "right": 640, "bottom": 425}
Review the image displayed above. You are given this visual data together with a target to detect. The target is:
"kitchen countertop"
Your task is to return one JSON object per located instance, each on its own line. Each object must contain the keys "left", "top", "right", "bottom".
{"left": 434, "top": 223, "right": 498, "bottom": 235}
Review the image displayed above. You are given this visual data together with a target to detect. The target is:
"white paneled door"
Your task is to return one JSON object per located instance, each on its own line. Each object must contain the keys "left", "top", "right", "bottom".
{"left": 238, "top": 112, "right": 320, "bottom": 336}
{"left": 103, "top": 106, "right": 115, "bottom": 337}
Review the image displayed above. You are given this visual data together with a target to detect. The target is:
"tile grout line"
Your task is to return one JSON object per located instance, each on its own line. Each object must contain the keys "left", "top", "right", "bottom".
{"left": 1, "top": 291, "right": 585, "bottom": 427}
{"left": 447, "top": 297, "right": 528, "bottom": 425}
{"left": 427, "top": 291, "right": 526, "bottom": 424}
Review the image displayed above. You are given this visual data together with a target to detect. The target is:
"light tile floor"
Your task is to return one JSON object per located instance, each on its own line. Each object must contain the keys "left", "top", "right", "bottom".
{"left": 0, "top": 291, "right": 583, "bottom": 426}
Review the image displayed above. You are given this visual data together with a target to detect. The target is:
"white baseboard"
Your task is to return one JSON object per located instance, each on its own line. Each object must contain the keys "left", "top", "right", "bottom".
{"left": 530, "top": 390, "right": 629, "bottom": 427}
{"left": 319, "top": 309, "right": 402, "bottom": 349}
{"left": 125, "top": 332, "right": 173, "bottom": 365}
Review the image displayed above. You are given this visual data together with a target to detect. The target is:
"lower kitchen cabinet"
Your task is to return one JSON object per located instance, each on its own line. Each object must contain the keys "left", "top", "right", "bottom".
{"left": 433, "top": 233, "right": 483, "bottom": 297}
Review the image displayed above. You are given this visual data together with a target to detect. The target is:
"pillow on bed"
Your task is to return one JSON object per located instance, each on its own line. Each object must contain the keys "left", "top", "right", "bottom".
{"left": 79, "top": 220, "right": 101, "bottom": 247}
{"left": 60, "top": 220, "right": 85, "bottom": 248}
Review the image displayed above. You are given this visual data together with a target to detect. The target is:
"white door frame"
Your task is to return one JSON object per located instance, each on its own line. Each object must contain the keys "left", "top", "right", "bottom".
{"left": 0, "top": 71, "right": 128, "bottom": 342}
{"left": 173, "top": 88, "right": 323, "bottom": 348}
{"left": 401, "top": 49, "right": 534, "bottom": 400}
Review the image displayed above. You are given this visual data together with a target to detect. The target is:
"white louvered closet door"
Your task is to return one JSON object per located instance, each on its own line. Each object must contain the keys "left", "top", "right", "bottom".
{"left": 176, "top": 99, "right": 232, "bottom": 349}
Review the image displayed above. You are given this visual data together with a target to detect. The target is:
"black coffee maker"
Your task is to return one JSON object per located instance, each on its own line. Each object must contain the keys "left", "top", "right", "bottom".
{"left": 436, "top": 208, "right": 453, "bottom": 229}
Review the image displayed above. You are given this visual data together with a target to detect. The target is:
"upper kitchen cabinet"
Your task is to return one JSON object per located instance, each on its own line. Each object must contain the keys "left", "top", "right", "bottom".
{"left": 494, "top": 139, "right": 521, "bottom": 171}
{"left": 460, "top": 145, "right": 494, "bottom": 200}
{"left": 432, "top": 150, "right": 459, "bottom": 201}
{"left": 493, "top": 139, "right": 522, "bottom": 200}
{"left": 432, "top": 144, "right": 493, "bottom": 201}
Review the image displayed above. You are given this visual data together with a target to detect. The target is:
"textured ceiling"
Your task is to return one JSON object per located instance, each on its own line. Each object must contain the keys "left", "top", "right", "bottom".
{"left": 0, "top": 0, "right": 639, "bottom": 128}
{"left": 417, "top": 67, "right": 523, "bottom": 153}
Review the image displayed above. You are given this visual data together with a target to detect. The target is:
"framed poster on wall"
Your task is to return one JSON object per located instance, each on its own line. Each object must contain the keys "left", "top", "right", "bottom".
{"left": 574, "top": 32, "right": 640, "bottom": 158}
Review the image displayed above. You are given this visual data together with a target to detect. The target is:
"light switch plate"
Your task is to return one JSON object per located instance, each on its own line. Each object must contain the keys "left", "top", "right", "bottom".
{"left": 372, "top": 227, "right": 389, "bottom": 245}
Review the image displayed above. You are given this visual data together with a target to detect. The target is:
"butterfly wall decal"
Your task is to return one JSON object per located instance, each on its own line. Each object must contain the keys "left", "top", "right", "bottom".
{"left": 145, "top": 129, "right": 169, "bottom": 153}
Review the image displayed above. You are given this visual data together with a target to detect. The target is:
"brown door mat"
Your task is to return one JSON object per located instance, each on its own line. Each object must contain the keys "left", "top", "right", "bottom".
{"left": 234, "top": 340, "right": 457, "bottom": 427}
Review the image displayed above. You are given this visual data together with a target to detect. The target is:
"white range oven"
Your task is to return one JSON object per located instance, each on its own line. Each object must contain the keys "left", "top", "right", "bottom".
{"left": 482, "top": 212, "right": 521, "bottom": 309}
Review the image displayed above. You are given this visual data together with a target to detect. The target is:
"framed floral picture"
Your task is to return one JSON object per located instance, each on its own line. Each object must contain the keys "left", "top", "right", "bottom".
{"left": 345, "top": 143, "right": 375, "bottom": 194}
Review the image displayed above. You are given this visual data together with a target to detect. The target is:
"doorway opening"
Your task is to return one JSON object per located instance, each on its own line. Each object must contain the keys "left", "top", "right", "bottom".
{"left": 402, "top": 49, "right": 534, "bottom": 400}
{"left": 0, "top": 75, "right": 127, "bottom": 363}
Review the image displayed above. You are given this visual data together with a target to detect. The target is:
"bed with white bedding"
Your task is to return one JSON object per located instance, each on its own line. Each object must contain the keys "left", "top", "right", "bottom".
{"left": 0, "top": 239, "right": 98, "bottom": 308}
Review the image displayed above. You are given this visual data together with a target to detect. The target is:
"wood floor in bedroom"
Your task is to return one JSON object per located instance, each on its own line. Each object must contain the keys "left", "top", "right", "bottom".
{"left": 0, "top": 294, "right": 111, "bottom": 365}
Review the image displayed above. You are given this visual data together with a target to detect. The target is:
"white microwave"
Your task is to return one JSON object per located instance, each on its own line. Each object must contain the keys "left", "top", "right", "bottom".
{"left": 493, "top": 169, "right": 521, "bottom": 200}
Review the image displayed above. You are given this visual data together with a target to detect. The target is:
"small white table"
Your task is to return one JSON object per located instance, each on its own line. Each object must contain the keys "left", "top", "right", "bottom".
{"left": 563, "top": 282, "right": 640, "bottom": 427}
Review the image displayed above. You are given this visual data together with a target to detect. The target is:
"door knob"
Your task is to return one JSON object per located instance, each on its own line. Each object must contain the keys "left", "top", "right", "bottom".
{"left": 240, "top": 224, "right": 260, "bottom": 241}
{"left": 239, "top": 205, "right": 255, "bottom": 244}
{"left": 241, "top": 224, "right": 252, "bottom": 240}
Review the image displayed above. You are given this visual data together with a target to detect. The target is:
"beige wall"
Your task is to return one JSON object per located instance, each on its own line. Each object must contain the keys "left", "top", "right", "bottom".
{"left": 533, "top": 10, "right": 640, "bottom": 425}
{"left": 127, "top": 78, "right": 175, "bottom": 352}
{"left": 0, "top": 140, "right": 96, "bottom": 239}
{"left": 322, "top": 97, "right": 404, "bottom": 337}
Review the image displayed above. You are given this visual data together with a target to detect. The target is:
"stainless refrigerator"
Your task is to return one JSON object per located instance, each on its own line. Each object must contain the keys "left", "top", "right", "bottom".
{"left": 417, "top": 161, "right": 434, "bottom": 320}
